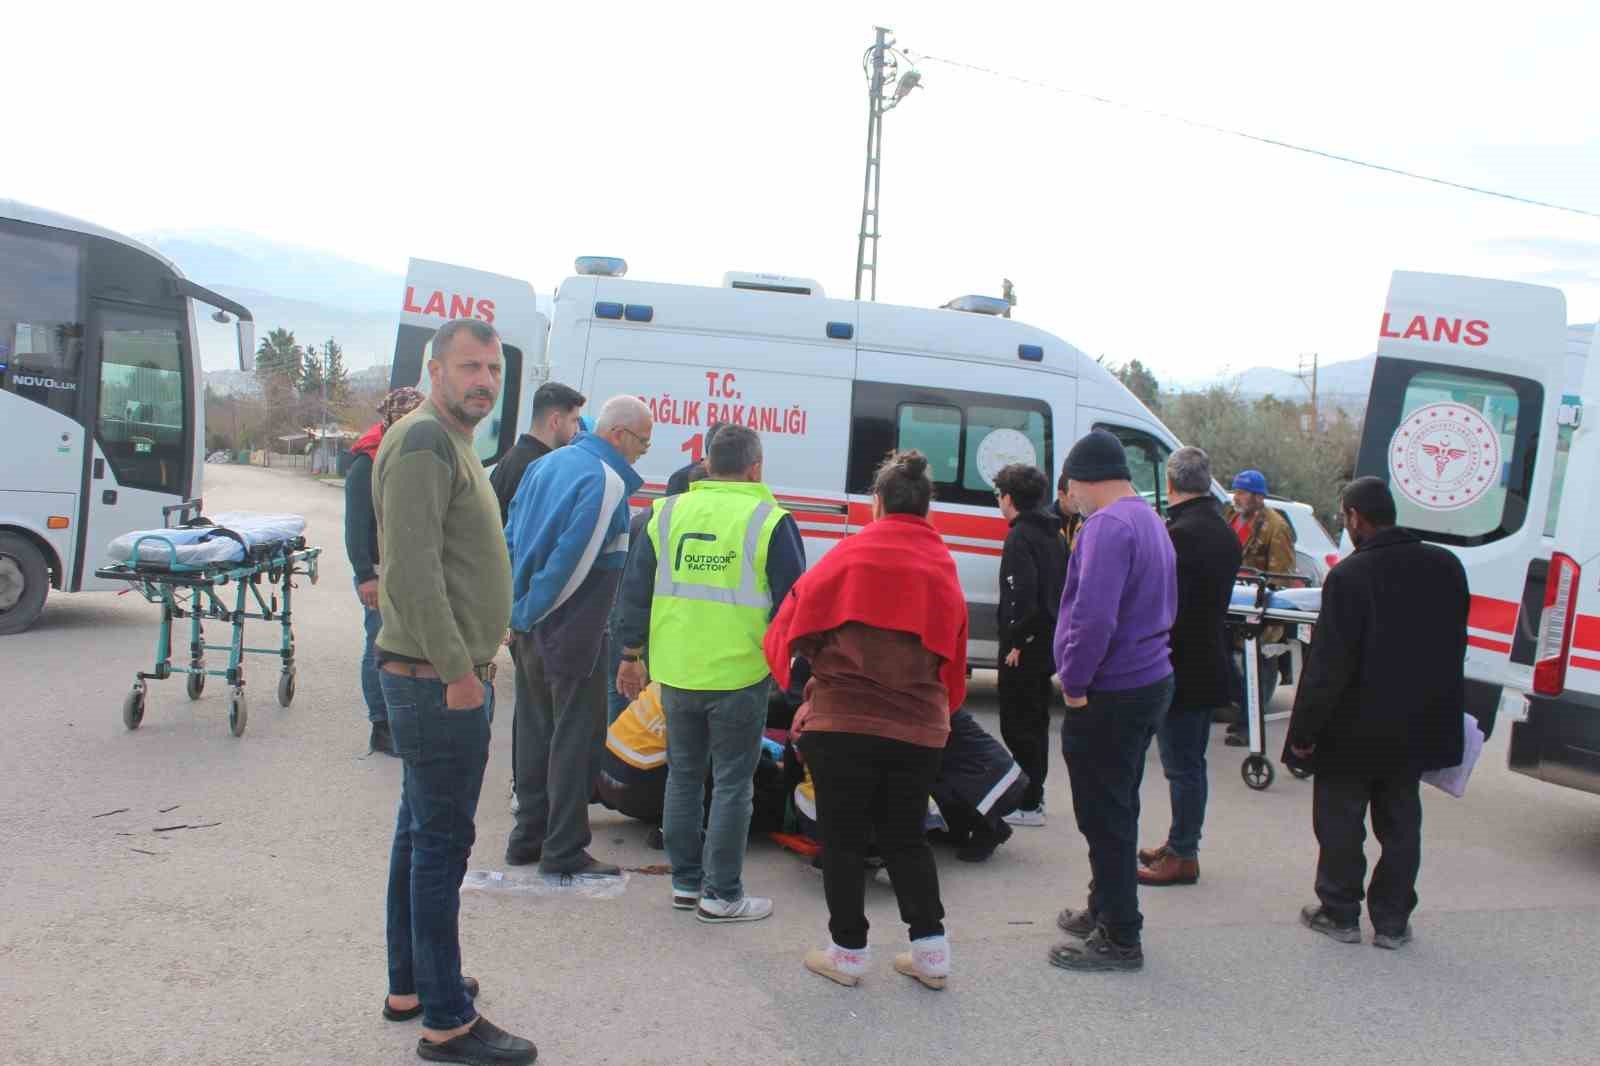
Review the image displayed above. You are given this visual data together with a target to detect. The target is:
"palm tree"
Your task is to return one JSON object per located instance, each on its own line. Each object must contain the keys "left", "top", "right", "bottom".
{"left": 254, "top": 328, "right": 304, "bottom": 391}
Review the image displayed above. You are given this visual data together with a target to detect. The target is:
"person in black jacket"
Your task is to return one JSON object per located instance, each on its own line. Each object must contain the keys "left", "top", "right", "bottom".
{"left": 1286, "top": 476, "right": 1467, "bottom": 949}
{"left": 664, "top": 422, "right": 725, "bottom": 496}
{"left": 992, "top": 463, "right": 1068, "bottom": 829}
{"left": 488, "top": 381, "right": 586, "bottom": 524}
{"left": 1138, "top": 447, "right": 1242, "bottom": 885}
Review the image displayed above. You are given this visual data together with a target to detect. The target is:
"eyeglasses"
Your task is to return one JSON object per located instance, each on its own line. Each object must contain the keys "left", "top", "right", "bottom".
{"left": 620, "top": 427, "right": 651, "bottom": 451}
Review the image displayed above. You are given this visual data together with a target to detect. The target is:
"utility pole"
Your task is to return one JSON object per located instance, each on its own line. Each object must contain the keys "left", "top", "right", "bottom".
{"left": 1296, "top": 352, "right": 1319, "bottom": 430}
{"left": 854, "top": 27, "right": 919, "bottom": 301}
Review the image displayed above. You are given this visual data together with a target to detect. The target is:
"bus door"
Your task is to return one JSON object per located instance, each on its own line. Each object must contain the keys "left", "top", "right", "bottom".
{"left": 1351, "top": 271, "right": 1568, "bottom": 698}
{"left": 77, "top": 302, "right": 194, "bottom": 591}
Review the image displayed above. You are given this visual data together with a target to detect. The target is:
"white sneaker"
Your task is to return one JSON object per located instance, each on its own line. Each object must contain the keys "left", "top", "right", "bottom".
{"left": 1004, "top": 807, "right": 1046, "bottom": 828}
{"left": 895, "top": 934, "right": 951, "bottom": 990}
{"left": 696, "top": 895, "right": 774, "bottom": 923}
{"left": 805, "top": 943, "right": 871, "bottom": 986}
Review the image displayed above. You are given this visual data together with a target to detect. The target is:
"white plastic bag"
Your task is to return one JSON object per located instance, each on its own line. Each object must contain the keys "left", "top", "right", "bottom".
{"left": 1421, "top": 714, "right": 1485, "bottom": 798}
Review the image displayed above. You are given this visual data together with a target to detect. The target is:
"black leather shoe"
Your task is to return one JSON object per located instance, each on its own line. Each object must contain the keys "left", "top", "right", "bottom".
{"left": 957, "top": 820, "right": 1012, "bottom": 863}
{"left": 504, "top": 843, "right": 542, "bottom": 867}
{"left": 1049, "top": 928, "right": 1144, "bottom": 972}
{"left": 417, "top": 1016, "right": 536, "bottom": 1064}
{"left": 382, "top": 977, "right": 480, "bottom": 1021}
{"left": 539, "top": 853, "right": 621, "bottom": 877}
{"left": 370, "top": 721, "right": 398, "bottom": 757}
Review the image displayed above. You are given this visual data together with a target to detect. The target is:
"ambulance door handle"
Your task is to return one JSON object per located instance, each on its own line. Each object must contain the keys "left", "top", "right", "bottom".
{"left": 94, "top": 458, "right": 105, "bottom": 480}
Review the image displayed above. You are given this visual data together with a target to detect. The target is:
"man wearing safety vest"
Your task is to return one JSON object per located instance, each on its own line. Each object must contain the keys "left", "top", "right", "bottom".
{"left": 615, "top": 424, "right": 806, "bottom": 924}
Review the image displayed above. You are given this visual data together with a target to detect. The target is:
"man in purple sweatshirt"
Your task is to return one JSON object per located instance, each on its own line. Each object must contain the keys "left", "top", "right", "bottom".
{"left": 1048, "top": 429, "right": 1176, "bottom": 973}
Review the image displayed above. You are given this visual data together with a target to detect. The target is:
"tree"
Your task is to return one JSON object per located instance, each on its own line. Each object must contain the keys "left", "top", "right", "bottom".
{"left": 322, "top": 337, "right": 351, "bottom": 406}
{"left": 255, "top": 328, "right": 304, "bottom": 392}
{"left": 1098, "top": 355, "right": 1163, "bottom": 410}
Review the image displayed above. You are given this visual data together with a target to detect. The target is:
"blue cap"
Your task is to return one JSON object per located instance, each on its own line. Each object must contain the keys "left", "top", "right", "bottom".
{"left": 1231, "top": 469, "right": 1268, "bottom": 495}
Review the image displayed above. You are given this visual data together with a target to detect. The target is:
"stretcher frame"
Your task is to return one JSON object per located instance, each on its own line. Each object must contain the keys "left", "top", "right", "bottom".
{"left": 1226, "top": 569, "right": 1319, "bottom": 790}
{"left": 94, "top": 500, "right": 320, "bottom": 737}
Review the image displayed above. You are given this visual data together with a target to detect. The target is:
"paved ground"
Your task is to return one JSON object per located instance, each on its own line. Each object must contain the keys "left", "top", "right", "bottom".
{"left": 3, "top": 462, "right": 1598, "bottom": 1066}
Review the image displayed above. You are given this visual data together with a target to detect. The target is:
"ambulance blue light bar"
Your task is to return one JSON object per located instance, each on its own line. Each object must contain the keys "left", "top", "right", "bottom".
{"left": 826, "top": 321, "right": 854, "bottom": 340}
{"left": 595, "top": 302, "right": 624, "bottom": 319}
{"left": 1018, "top": 344, "right": 1043, "bottom": 361}
{"left": 624, "top": 304, "right": 653, "bottom": 323}
{"left": 576, "top": 256, "right": 628, "bottom": 277}
{"left": 944, "top": 295, "right": 1010, "bottom": 316}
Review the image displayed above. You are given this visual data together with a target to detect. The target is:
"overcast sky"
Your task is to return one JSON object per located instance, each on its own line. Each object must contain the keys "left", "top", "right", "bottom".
{"left": 10, "top": 1, "right": 1598, "bottom": 381}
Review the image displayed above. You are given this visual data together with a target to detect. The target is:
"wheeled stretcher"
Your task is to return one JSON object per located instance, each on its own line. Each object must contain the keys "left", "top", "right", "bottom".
{"left": 94, "top": 501, "right": 320, "bottom": 737}
{"left": 1226, "top": 570, "right": 1321, "bottom": 790}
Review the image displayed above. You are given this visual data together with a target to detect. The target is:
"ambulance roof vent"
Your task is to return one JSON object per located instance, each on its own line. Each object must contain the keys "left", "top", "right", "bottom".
{"left": 723, "top": 271, "right": 824, "bottom": 297}
{"left": 943, "top": 295, "right": 1011, "bottom": 316}
{"left": 575, "top": 256, "right": 628, "bottom": 277}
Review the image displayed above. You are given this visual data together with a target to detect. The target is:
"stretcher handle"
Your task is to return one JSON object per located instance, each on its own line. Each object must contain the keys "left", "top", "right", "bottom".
{"left": 127, "top": 534, "right": 180, "bottom": 568}
{"left": 1234, "top": 566, "right": 1312, "bottom": 590}
{"left": 162, "top": 498, "right": 205, "bottom": 529}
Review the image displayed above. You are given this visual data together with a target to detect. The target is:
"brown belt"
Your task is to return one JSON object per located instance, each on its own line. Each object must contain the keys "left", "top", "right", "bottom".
{"left": 382, "top": 661, "right": 497, "bottom": 684}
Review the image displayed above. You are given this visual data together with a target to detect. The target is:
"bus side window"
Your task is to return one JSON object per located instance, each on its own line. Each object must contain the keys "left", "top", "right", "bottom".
{"left": 96, "top": 318, "right": 185, "bottom": 494}
{"left": 1094, "top": 423, "right": 1172, "bottom": 515}
{"left": 0, "top": 227, "right": 84, "bottom": 420}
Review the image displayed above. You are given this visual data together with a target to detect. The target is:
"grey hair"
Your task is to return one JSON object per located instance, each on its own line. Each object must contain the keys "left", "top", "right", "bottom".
{"left": 594, "top": 394, "right": 651, "bottom": 434}
{"left": 431, "top": 318, "right": 500, "bottom": 361}
{"left": 1167, "top": 446, "right": 1213, "bottom": 496}
{"left": 707, "top": 423, "right": 762, "bottom": 476}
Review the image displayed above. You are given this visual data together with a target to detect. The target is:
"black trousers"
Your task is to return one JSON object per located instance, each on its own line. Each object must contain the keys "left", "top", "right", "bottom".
{"left": 1312, "top": 770, "right": 1423, "bottom": 934}
{"left": 799, "top": 731, "right": 946, "bottom": 950}
{"left": 998, "top": 663, "right": 1053, "bottom": 811}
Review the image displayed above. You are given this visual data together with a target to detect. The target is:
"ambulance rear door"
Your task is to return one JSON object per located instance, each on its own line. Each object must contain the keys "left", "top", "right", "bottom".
{"left": 1351, "top": 271, "right": 1567, "bottom": 695}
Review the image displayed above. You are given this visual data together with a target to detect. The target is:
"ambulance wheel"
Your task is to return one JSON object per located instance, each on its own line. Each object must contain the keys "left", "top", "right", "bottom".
{"left": 122, "top": 684, "right": 146, "bottom": 731}
{"left": 1242, "top": 755, "right": 1274, "bottom": 791}
{"left": 186, "top": 666, "right": 206, "bottom": 701}
{"left": 228, "top": 687, "right": 249, "bottom": 737}
{"left": 1289, "top": 765, "right": 1313, "bottom": 780}
{"left": 277, "top": 668, "right": 296, "bottom": 708}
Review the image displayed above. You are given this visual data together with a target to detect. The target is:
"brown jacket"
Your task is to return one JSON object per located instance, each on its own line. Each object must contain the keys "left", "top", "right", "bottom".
{"left": 1223, "top": 504, "right": 1295, "bottom": 577}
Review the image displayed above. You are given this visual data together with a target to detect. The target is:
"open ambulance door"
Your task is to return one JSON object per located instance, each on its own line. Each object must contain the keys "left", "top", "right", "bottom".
{"left": 388, "top": 258, "right": 549, "bottom": 466}
{"left": 1351, "top": 271, "right": 1568, "bottom": 720}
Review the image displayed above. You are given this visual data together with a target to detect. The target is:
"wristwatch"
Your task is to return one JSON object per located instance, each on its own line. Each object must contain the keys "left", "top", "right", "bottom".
{"left": 620, "top": 650, "right": 643, "bottom": 664}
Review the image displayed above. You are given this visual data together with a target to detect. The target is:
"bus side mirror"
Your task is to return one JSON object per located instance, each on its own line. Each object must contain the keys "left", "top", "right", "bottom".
{"left": 238, "top": 319, "right": 255, "bottom": 372}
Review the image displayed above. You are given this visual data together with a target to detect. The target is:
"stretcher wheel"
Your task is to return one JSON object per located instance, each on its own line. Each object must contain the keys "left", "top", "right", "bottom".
{"left": 122, "top": 684, "right": 146, "bottom": 731}
{"left": 1289, "top": 765, "right": 1313, "bottom": 780}
{"left": 277, "top": 668, "right": 296, "bottom": 708}
{"left": 186, "top": 666, "right": 206, "bottom": 700}
{"left": 228, "top": 687, "right": 248, "bottom": 737}
{"left": 1242, "top": 755, "right": 1274, "bottom": 790}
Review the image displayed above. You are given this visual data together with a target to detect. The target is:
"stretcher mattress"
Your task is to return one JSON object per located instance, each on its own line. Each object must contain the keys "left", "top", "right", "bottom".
{"left": 107, "top": 513, "right": 307, "bottom": 570}
{"left": 1230, "top": 584, "right": 1322, "bottom": 613}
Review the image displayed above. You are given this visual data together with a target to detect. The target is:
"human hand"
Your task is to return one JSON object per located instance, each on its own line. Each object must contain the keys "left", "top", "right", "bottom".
{"left": 1004, "top": 648, "right": 1021, "bottom": 668}
{"left": 617, "top": 659, "right": 649, "bottom": 701}
{"left": 1063, "top": 693, "right": 1089, "bottom": 709}
{"left": 357, "top": 579, "right": 379, "bottom": 610}
{"left": 445, "top": 672, "right": 486, "bottom": 711}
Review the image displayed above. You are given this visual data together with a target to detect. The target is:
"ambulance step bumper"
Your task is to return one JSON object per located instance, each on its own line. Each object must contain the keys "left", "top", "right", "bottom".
{"left": 1510, "top": 691, "right": 1600, "bottom": 798}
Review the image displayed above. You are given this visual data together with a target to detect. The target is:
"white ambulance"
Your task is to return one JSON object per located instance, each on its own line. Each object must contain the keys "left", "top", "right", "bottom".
{"left": 389, "top": 257, "right": 1184, "bottom": 666}
{"left": 1350, "top": 270, "right": 1600, "bottom": 797}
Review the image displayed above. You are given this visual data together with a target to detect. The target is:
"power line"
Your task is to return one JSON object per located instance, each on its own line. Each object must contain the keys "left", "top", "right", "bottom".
{"left": 903, "top": 50, "right": 1600, "bottom": 222}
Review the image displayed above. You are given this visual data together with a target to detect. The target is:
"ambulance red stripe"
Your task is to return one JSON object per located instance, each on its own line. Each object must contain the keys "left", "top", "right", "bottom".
{"left": 1468, "top": 596, "right": 1518, "bottom": 636}
{"left": 1467, "top": 635, "right": 1512, "bottom": 654}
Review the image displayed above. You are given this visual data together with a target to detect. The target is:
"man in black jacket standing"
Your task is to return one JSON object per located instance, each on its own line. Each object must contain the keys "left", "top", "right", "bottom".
{"left": 993, "top": 464, "right": 1068, "bottom": 829}
{"left": 488, "top": 381, "right": 586, "bottom": 524}
{"left": 1139, "top": 447, "right": 1242, "bottom": 886}
{"left": 1287, "top": 477, "right": 1467, "bottom": 949}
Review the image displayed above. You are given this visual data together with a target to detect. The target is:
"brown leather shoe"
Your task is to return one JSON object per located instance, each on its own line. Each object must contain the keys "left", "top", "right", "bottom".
{"left": 1137, "top": 853, "right": 1199, "bottom": 886}
{"left": 1137, "top": 843, "right": 1171, "bottom": 867}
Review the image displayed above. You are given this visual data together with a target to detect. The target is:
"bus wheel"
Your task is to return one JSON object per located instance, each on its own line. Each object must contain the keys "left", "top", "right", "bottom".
{"left": 0, "top": 532, "right": 50, "bottom": 636}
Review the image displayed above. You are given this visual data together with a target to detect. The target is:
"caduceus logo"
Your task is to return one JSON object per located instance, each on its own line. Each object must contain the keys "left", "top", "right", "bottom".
{"left": 1387, "top": 403, "right": 1501, "bottom": 513}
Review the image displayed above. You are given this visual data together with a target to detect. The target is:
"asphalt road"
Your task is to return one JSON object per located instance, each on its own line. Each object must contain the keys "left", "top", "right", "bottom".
{"left": 2, "top": 462, "right": 1597, "bottom": 1066}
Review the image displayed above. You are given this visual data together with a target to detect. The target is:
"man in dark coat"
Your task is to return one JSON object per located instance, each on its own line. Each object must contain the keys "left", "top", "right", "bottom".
{"left": 1139, "top": 447, "right": 1242, "bottom": 886}
{"left": 488, "top": 381, "right": 586, "bottom": 524}
{"left": 1286, "top": 476, "right": 1467, "bottom": 949}
{"left": 993, "top": 463, "right": 1068, "bottom": 829}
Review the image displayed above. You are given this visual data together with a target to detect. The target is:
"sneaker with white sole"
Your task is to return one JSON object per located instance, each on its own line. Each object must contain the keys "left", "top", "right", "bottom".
{"left": 1004, "top": 807, "right": 1046, "bottom": 828}
{"left": 804, "top": 943, "right": 870, "bottom": 986}
{"left": 672, "top": 889, "right": 699, "bottom": 910}
{"left": 894, "top": 934, "right": 951, "bottom": 990}
{"left": 696, "top": 895, "right": 774, "bottom": 923}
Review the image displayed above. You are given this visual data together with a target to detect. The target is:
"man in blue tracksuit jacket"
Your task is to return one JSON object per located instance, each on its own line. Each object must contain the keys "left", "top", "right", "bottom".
{"left": 503, "top": 396, "right": 650, "bottom": 876}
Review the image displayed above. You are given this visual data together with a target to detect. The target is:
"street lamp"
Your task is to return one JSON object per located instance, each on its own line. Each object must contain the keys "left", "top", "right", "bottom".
{"left": 854, "top": 27, "right": 921, "bottom": 301}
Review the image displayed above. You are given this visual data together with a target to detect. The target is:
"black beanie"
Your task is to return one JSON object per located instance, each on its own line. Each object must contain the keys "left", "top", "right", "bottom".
{"left": 1063, "top": 429, "right": 1131, "bottom": 483}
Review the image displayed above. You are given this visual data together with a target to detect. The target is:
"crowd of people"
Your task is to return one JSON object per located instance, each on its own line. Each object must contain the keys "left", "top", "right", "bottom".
{"left": 347, "top": 319, "right": 1471, "bottom": 1065}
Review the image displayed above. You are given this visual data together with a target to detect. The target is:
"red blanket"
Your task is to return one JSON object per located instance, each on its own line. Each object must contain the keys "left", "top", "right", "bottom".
{"left": 764, "top": 513, "right": 968, "bottom": 710}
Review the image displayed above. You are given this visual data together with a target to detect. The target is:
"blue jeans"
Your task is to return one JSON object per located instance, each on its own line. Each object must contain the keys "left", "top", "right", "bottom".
{"left": 1061, "top": 675, "right": 1173, "bottom": 946}
{"left": 358, "top": 583, "right": 385, "bottom": 724}
{"left": 1155, "top": 705, "right": 1212, "bottom": 858}
{"left": 661, "top": 679, "right": 769, "bottom": 902}
{"left": 381, "top": 673, "right": 493, "bottom": 1031}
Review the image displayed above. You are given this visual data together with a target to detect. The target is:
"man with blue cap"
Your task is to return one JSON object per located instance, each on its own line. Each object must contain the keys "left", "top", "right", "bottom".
{"left": 1222, "top": 469, "right": 1295, "bottom": 744}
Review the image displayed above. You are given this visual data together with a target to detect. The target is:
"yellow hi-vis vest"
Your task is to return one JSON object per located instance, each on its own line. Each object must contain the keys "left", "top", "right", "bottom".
{"left": 646, "top": 479, "right": 788, "bottom": 690}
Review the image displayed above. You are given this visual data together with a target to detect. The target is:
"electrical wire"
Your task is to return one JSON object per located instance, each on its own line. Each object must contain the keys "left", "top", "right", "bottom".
{"left": 903, "top": 49, "right": 1600, "bottom": 222}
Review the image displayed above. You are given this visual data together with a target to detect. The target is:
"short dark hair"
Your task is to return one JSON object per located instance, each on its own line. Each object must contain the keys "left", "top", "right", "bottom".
{"left": 531, "top": 381, "right": 585, "bottom": 419}
{"left": 708, "top": 423, "right": 762, "bottom": 476}
{"left": 432, "top": 318, "right": 500, "bottom": 362}
{"left": 873, "top": 449, "right": 934, "bottom": 516}
{"left": 1341, "top": 476, "right": 1397, "bottom": 528}
{"left": 993, "top": 463, "right": 1048, "bottom": 511}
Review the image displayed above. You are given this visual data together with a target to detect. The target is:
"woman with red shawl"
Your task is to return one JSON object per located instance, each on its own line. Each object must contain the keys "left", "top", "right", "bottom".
{"left": 764, "top": 449, "right": 967, "bottom": 990}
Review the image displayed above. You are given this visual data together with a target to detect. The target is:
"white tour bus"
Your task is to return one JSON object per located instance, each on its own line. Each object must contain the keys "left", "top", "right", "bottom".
{"left": 1351, "top": 270, "right": 1600, "bottom": 797}
{"left": 390, "top": 257, "right": 1184, "bottom": 666}
{"left": 0, "top": 201, "right": 254, "bottom": 634}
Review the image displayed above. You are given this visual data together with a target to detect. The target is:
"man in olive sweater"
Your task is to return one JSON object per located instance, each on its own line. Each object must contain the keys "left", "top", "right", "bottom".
{"left": 372, "top": 319, "right": 536, "bottom": 1066}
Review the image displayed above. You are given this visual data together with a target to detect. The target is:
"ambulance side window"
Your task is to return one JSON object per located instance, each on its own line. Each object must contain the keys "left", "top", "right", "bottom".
{"left": 1094, "top": 424, "right": 1171, "bottom": 515}
{"left": 897, "top": 404, "right": 962, "bottom": 484}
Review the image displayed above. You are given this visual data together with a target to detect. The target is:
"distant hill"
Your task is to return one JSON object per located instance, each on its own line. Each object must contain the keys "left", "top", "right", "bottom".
{"left": 1229, "top": 355, "right": 1374, "bottom": 401}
